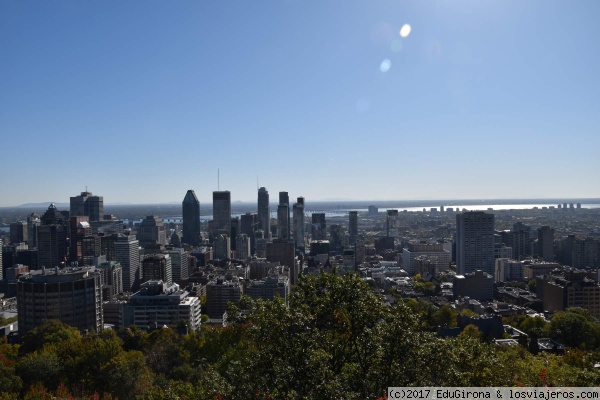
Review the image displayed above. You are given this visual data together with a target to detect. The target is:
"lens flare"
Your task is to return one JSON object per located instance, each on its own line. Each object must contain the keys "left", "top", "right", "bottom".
{"left": 380, "top": 59, "right": 392, "bottom": 73}
{"left": 400, "top": 24, "right": 411, "bottom": 38}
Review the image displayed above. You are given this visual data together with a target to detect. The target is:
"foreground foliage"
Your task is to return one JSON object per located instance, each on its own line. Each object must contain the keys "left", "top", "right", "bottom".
{"left": 1, "top": 272, "right": 600, "bottom": 399}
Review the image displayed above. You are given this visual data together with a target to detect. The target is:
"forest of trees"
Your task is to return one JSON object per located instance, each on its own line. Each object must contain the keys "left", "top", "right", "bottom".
{"left": 2, "top": 272, "right": 600, "bottom": 399}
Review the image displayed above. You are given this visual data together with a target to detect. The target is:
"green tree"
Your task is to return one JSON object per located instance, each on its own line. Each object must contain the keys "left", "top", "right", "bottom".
{"left": 549, "top": 308, "right": 597, "bottom": 349}
{"left": 19, "top": 320, "right": 81, "bottom": 355}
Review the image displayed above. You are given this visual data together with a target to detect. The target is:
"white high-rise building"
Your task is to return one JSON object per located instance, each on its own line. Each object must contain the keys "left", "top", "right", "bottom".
{"left": 236, "top": 234, "right": 251, "bottom": 260}
{"left": 115, "top": 234, "right": 140, "bottom": 292}
{"left": 167, "top": 248, "right": 189, "bottom": 284}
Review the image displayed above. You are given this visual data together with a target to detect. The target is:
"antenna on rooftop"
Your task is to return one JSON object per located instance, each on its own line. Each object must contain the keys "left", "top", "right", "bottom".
{"left": 218, "top": 168, "right": 220, "bottom": 191}
{"left": 257, "top": 176, "right": 259, "bottom": 190}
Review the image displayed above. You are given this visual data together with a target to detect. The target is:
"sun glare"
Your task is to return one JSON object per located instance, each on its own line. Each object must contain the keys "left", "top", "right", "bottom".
{"left": 399, "top": 24, "right": 411, "bottom": 38}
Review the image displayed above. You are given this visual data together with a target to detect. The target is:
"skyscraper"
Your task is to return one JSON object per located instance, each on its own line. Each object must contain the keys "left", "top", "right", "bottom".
{"left": 70, "top": 190, "right": 104, "bottom": 222}
{"left": 293, "top": 197, "right": 305, "bottom": 252}
{"left": 278, "top": 191, "right": 290, "bottom": 239}
{"left": 114, "top": 234, "right": 140, "bottom": 292}
{"left": 277, "top": 204, "right": 289, "bottom": 239}
{"left": 182, "top": 190, "right": 200, "bottom": 247}
{"left": 38, "top": 204, "right": 68, "bottom": 269}
{"left": 537, "top": 226, "right": 555, "bottom": 262}
{"left": 456, "top": 211, "right": 495, "bottom": 275}
{"left": 137, "top": 216, "right": 167, "bottom": 248}
{"left": 213, "top": 191, "right": 231, "bottom": 239}
{"left": 311, "top": 213, "right": 326, "bottom": 241}
{"left": 348, "top": 211, "right": 358, "bottom": 246}
{"left": 257, "top": 187, "right": 270, "bottom": 237}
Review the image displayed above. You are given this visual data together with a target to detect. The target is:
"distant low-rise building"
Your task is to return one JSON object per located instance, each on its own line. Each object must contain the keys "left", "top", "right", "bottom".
{"left": 206, "top": 278, "right": 242, "bottom": 319}
{"left": 245, "top": 275, "right": 289, "bottom": 303}
{"left": 123, "top": 280, "right": 201, "bottom": 331}
{"left": 453, "top": 270, "right": 494, "bottom": 301}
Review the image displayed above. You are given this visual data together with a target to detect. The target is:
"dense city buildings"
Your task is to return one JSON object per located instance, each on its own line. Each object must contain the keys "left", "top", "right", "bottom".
{"left": 456, "top": 211, "right": 495, "bottom": 275}
{"left": 16, "top": 266, "right": 103, "bottom": 337}
{"left": 212, "top": 191, "right": 232, "bottom": 239}
{"left": 182, "top": 190, "right": 200, "bottom": 247}
{"left": 70, "top": 190, "right": 104, "bottom": 222}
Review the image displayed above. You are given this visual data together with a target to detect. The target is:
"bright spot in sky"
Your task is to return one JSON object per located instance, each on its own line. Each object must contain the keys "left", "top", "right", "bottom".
{"left": 380, "top": 59, "right": 392, "bottom": 73}
{"left": 400, "top": 24, "right": 411, "bottom": 38}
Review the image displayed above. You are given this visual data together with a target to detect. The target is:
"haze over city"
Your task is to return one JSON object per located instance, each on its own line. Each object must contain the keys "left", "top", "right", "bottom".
{"left": 1, "top": 0, "right": 599, "bottom": 206}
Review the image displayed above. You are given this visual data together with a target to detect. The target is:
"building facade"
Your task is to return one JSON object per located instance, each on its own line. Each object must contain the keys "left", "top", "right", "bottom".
{"left": 182, "top": 190, "right": 201, "bottom": 247}
{"left": 456, "top": 211, "right": 495, "bottom": 275}
{"left": 16, "top": 266, "right": 103, "bottom": 337}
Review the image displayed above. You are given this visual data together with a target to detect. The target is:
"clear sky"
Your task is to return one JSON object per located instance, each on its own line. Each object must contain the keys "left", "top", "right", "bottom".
{"left": 1, "top": 0, "right": 599, "bottom": 206}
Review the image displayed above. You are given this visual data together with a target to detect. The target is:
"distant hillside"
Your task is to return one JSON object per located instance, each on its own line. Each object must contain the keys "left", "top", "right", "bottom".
{"left": 18, "top": 202, "right": 69, "bottom": 208}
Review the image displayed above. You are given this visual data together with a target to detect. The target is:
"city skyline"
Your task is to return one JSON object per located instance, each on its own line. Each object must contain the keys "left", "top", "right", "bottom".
{"left": 1, "top": 1, "right": 599, "bottom": 206}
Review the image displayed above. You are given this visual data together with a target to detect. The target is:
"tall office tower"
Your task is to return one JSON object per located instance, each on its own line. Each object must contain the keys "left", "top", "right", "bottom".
{"left": 17, "top": 266, "right": 103, "bottom": 337}
{"left": 137, "top": 216, "right": 167, "bottom": 248}
{"left": 501, "top": 229, "right": 531, "bottom": 260}
{"left": 266, "top": 239, "right": 297, "bottom": 284}
{"left": 141, "top": 254, "right": 172, "bottom": 285}
{"left": 348, "top": 211, "right": 358, "bottom": 246}
{"left": 230, "top": 217, "right": 240, "bottom": 251}
{"left": 278, "top": 192, "right": 290, "bottom": 239}
{"left": 214, "top": 234, "right": 231, "bottom": 260}
{"left": 213, "top": 191, "right": 232, "bottom": 239}
{"left": 236, "top": 234, "right": 251, "bottom": 260}
{"left": 277, "top": 204, "right": 290, "bottom": 239}
{"left": 27, "top": 213, "right": 40, "bottom": 248}
{"left": 456, "top": 211, "right": 495, "bottom": 275}
{"left": 10, "top": 221, "right": 28, "bottom": 245}
{"left": 329, "top": 224, "right": 344, "bottom": 253}
{"left": 38, "top": 204, "right": 68, "bottom": 269}
{"left": 70, "top": 190, "right": 104, "bottom": 222}
{"left": 69, "top": 216, "right": 91, "bottom": 265}
{"left": 311, "top": 213, "right": 326, "bottom": 240}
{"left": 537, "top": 226, "right": 555, "bottom": 262}
{"left": 182, "top": 190, "right": 200, "bottom": 247}
{"left": 293, "top": 198, "right": 305, "bottom": 252}
{"left": 41, "top": 203, "right": 68, "bottom": 225}
{"left": 0, "top": 239, "right": 2, "bottom": 280}
{"left": 167, "top": 248, "right": 189, "bottom": 284}
{"left": 257, "top": 187, "right": 270, "bottom": 236}
{"left": 386, "top": 209, "right": 399, "bottom": 237}
{"left": 240, "top": 213, "right": 257, "bottom": 254}
{"left": 115, "top": 234, "right": 140, "bottom": 292}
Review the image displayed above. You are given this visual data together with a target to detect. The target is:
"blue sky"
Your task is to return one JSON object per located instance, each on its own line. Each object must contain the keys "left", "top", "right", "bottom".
{"left": 1, "top": 0, "right": 599, "bottom": 206}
